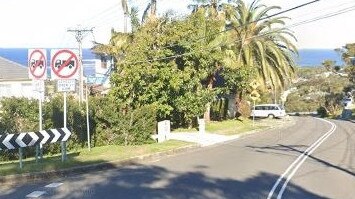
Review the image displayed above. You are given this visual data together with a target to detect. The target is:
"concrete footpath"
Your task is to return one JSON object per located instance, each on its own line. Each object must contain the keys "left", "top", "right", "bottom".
{"left": 168, "top": 132, "right": 240, "bottom": 146}
{"left": 167, "top": 117, "right": 295, "bottom": 146}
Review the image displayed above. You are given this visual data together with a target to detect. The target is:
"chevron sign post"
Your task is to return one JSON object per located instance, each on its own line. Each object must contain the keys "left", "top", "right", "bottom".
{"left": 0, "top": 128, "right": 71, "bottom": 168}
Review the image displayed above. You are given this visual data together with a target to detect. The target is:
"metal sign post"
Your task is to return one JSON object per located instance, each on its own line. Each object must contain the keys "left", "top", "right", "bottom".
{"left": 51, "top": 49, "right": 79, "bottom": 163}
{"left": 19, "top": 148, "right": 23, "bottom": 169}
{"left": 33, "top": 80, "right": 45, "bottom": 163}
{"left": 28, "top": 49, "right": 47, "bottom": 163}
{"left": 35, "top": 95, "right": 42, "bottom": 163}
{"left": 253, "top": 100, "right": 256, "bottom": 127}
{"left": 62, "top": 92, "right": 67, "bottom": 162}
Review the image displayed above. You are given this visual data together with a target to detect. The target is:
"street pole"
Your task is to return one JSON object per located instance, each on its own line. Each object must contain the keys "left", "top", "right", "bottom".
{"left": 62, "top": 92, "right": 67, "bottom": 162}
{"left": 67, "top": 26, "right": 93, "bottom": 104}
{"left": 253, "top": 100, "right": 255, "bottom": 128}
{"left": 86, "top": 83, "right": 91, "bottom": 151}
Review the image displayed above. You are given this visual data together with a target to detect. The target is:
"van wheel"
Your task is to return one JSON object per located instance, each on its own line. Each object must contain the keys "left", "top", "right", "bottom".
{"left": 268, "top": 114, "right": 275, "bottom": 119}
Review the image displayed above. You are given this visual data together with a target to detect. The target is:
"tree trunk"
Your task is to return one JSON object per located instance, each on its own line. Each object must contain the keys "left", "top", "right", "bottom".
{"left": 204, "top": 75, "right": 214, "bottom": 122}
{"left": 234, "top": 91, "right": 243, "bottom": 118}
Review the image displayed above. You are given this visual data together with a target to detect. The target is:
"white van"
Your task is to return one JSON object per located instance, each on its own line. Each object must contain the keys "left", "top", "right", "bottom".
{"left": 251, "top": 104, "right": 286, "bottom": 118}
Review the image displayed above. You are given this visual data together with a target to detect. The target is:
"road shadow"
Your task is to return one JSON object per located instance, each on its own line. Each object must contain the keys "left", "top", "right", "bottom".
{"left": 247, "top": 144, "right": 355, "bottom": 177}
{"left": 1, "top": 162, "right": 328, "bottom": 199}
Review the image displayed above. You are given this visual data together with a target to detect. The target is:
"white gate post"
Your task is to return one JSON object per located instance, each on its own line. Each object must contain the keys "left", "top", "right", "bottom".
{"left": 157, "top": 120, "right": 170, "bottom": 143}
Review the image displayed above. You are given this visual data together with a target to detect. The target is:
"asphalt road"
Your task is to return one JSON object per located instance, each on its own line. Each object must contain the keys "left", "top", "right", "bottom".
{"left": 1, "top": 117, "right": 354, "bottom": 199}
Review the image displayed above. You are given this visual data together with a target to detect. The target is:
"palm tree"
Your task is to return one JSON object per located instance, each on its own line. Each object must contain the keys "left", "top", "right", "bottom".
{"left": 142, "top": 0, "right": 157, "bottom": 23}
{"left": 121, "top": 0, "right": 129, "bottom": 33}
{"left": 224, "top": 0, "right": 297, "bottom": 103}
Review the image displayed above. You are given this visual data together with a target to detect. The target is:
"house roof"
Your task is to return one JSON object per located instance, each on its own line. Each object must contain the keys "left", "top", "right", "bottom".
{"left": 0, "top": 56, "right": 29, "bottom": 81}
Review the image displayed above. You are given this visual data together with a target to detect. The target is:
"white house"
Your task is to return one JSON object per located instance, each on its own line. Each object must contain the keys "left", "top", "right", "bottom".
{"left": 86, "top": 53, "right": 113, "bottom": 94}
{"left": 0, "top": 56, "right": 37, "bottom": 99}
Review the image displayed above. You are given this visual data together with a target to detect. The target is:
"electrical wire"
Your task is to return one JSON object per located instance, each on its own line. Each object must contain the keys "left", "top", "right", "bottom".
{"left": 291, "top": 0, "right": 355, "bottom": 20}
{"left": 122, "top": 2, "right": 355, "bottom": 65}
{"left": 134, "top": 0, "right": 322, "bottom": 53}
{"left": 80, "top": 3, "right": 121, "bottom": 27}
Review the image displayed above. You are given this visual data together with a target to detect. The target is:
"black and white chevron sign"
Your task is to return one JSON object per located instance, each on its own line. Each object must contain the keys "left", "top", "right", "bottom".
{"left": 0, "top": 128, "right": 71, "bottom": 150}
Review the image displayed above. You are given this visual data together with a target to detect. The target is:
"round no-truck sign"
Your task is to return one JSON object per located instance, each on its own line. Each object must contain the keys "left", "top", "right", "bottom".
{"left": 28, "top": 49, "right": 47, "bottom": 80}
{"left": 51, "top": 49, "right": 79, "bottom": 80}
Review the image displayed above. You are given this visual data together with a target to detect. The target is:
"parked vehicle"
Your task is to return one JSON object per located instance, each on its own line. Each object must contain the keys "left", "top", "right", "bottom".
{"left": 342, "top": 97, "right": 353, "bottom": 108}
{"left": 251, "top": 104, "right": 286, "bottom": 118}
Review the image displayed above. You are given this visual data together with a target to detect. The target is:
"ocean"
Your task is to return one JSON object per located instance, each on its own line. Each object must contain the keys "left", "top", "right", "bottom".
{"left": 296, "top": 49, "right": 343, "bottom": 67}
{"left": 0, "top": 48, "right": 344, "bottom": 74}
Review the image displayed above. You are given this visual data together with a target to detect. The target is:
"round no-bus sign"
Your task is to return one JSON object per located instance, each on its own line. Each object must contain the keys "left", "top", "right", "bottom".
{"left": 51, "top": 49, "right": 79, "bottom": 80}
{"left": 28, "top": 49, "right": 47, "bottom": 80}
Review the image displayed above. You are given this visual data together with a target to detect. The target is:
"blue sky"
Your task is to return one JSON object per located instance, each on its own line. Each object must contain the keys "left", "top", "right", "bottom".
{"left": 0, "top": 0, "right": 354, "bottom": 49}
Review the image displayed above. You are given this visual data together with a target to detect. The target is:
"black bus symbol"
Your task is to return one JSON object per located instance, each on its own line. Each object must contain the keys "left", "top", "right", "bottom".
{"left": 30, "top": 59, "right": 44, "bottom": 68}
{"left": 55, "top": 60, "right": 75, "bottom": 69}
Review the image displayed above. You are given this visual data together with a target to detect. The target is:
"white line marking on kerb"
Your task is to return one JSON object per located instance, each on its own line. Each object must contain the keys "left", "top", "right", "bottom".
{"left": 268, "top": 118, "right": 336, "bottom": 199}
{"left": 45, "top": 182, "right": 63, "bottom": 188}
{"left": 26, "top": 191, "right": 46, "bottom": 198}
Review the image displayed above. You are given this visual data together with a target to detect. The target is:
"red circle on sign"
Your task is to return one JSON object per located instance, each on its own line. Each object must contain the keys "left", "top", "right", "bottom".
{"left": 29, "top": 50, "right": 46, "bottom": 79}
{"left": 51, "top": 49, "right": 79, "bottom": 79}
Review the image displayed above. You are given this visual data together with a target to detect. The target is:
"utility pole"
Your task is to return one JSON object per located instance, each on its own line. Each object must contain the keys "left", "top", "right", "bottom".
{"left": 67, "top": 26, "right": 94, "bottom": 103}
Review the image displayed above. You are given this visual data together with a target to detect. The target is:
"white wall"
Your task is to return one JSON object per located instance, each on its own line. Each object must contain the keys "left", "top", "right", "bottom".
{"left": 0, "top": 81, "right": 39, "bottom": 99}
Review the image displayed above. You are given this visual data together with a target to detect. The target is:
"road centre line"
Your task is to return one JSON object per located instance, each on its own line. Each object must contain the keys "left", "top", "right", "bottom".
{"left": 26, "top": 182, "right": 64, "bottom": 198}
{"left": 267, "top": 118, "right": 337, "bottom": 199}
{"left": 26, "top": 191, "right": 46, "bottom": 198}
{"left": 45, "top": 182, "right": 63, "bottom": 188}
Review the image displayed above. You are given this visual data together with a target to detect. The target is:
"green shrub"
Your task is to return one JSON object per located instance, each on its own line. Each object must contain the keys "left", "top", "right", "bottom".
{"left": 92, "top": 96, "right": 157, "bottom": 146}
{"left": 0, "top": 94, "right": 157, "bottom": 161}
{"left": 317, "top": 106, "right": 328, "bottom": 118}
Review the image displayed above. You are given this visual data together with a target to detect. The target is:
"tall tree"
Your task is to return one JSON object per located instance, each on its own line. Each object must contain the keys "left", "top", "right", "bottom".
{"left": 185, "top": 1, "right": 229, "bottom": 121}
{"left": 121, "top": 0, "right": 129, "bottom": 33}
{"left": 224, "top": 0, "right": 297, "bottom": 104}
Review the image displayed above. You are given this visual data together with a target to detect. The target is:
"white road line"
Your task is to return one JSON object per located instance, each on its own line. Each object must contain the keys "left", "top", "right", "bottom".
{"left": 45, "top": 182, "right": 63, "bottom": 188}
{"left": 268, "top": 118, "right": 337, "bottom": 199}
{"left": 26, "top": 191, "right": 46, "bottom": 198}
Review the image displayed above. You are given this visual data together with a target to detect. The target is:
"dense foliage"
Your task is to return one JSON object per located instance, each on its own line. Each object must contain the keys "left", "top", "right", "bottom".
{"left": 95, "top": 0, "right": 297, "bottom": 125}
{"left": 0, "top": 95, "right": 156, "bottom": 161}
{"left": 285, "top": 67, "right": 350, "bottom": 115}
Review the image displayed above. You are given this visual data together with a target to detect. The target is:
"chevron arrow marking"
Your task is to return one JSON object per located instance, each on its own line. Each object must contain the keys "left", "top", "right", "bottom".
{"left": 40, "top": 130, "right": 50, "bottom": 145}
{"left": 27, "top": 132, "right": 39, "bottom": 147}
{"left": 51, "top": 129, "right": 61, "bottom": 143}
{"left": 3, "top": 134, "right": 15, "bottom": 149}
{"left": 0, "top": 128, "right": 72, "bottom": 150}
{"left": 61, "top": 128, "right": 71, "bottom": 141}
{"left": 15, "top": 133, "right": 27, "bottom": 148}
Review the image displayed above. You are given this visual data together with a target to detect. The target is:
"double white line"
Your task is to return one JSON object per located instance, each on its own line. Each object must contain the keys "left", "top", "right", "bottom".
{"left": 267, "top": 118, "right": 337, "bottom": 199}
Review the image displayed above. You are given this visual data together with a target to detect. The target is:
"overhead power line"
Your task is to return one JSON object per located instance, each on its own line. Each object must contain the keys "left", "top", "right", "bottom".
{"left": 138, "top": 0, "right": 322, "bottom": 53}
{"left": 288, "top": 4, "right": 355, "bottom": 28}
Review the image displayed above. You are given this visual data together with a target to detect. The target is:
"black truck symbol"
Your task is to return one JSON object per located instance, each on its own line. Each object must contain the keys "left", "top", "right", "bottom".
{"left": 55, "top": 60, "right": 75, "bottom": 69}
{"left": 30, "top": 59, "right": 44, "bottom": 68}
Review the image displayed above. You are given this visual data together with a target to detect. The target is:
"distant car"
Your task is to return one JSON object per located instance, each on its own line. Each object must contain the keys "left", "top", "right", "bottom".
{"left": 251, "top": 104, "right": 286, "bottom": 118}
{"left": 342, "top": 97, "right": 353, "bottom": 108}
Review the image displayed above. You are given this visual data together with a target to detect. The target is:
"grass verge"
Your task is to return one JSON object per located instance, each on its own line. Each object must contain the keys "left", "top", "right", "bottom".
{"left": 0, "top": 140, "right": 191, "bottom": 176}
{"left": 206, "top": 118, "right": 284, "bottom": 135}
